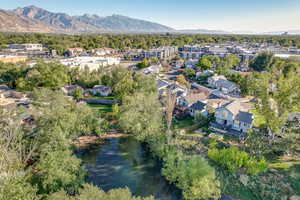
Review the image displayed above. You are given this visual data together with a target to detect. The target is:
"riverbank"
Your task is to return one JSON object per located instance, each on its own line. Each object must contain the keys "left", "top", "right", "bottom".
{"left": 74, "top": 132, "right": 128, "bottom": 148}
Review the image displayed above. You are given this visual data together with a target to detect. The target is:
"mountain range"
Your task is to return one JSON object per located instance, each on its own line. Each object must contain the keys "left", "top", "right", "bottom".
{"left": 0, "top": 5, "right": 174, "bottom": 33}
{"left": 0, "top": 5, "right": 299, "bottom": 35}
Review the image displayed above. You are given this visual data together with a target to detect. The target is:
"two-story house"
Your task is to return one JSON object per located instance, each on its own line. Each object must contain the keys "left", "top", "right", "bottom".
{"left": 177, "top": 92, "right": 207, "bottom": 108}
{"left": 215, "top": 101, "right": 254, "bottom": 133}
{"left": 189, "top": 101, "right": 208, "bottom": 117}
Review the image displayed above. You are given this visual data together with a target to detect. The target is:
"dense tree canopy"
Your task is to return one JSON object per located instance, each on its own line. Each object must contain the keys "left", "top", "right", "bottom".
{"left": 249, "top": 53, "right": 275, "bottom": 71}
{"left": 1, "top": 33, "right": 300, "bottom": 54}
{"left": 249, "top": 58, "right": 300, "bottom": 136}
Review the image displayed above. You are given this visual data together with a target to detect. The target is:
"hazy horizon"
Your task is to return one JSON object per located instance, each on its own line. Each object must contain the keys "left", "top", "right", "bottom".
{"left": 2, "top": 0, "right": 300, "bottom": 33}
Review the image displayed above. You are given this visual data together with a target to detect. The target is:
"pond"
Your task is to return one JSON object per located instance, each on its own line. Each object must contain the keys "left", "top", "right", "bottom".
{"left": 77, "top": 136, "right": 182, "bottom": 200}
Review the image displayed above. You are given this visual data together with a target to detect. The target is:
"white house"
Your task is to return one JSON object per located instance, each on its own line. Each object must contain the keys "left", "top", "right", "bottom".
{"left": 208, "top": 75, "right": 227, "bottom": 88}
{"left": 61, "top": 85, "right": 83, "bottom": 96}
{"left": 166, "top": 83, "right": 188, "bottom": 99}
{"left": 208, "top": 75, "right": 239, "bottom": 94}
{"left": 185, "top": 59, "right": 198, "bottom": 68}
{"left": 174, "top": 60, "right": 185, "bottom": 69}
{"left": 215, "top": 101, "right": 254, "bottom": 133}
{"left": 91, "top": 85, "right": 112, "bottom": 97}
{"left": 141, "top": 64, "right": 162, "bottom": 75}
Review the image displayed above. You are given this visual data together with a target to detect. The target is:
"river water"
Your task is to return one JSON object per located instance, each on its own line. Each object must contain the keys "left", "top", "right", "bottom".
{"left": 77, "top": 136, "right": 182, "bottom": 200}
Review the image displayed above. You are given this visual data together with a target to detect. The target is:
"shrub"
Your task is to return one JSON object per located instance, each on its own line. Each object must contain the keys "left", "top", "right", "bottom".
{"left": 162, "top": 151, "right": 221, "bottom": 200}
{"left": 208, "top": 147, "right": 268, "bottom": 175}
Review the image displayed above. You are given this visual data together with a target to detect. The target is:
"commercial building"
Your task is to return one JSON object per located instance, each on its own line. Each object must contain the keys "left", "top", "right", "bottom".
{"left": 8, "top": 43, "right": 43, "bottom": 51}
{"left": 60, "top": 56, "right": 121, "bottom": 70}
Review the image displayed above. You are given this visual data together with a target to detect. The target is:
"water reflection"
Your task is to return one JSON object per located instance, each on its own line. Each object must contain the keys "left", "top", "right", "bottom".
{"left": 78, "top": 137, "right": 182, "bottom": 200}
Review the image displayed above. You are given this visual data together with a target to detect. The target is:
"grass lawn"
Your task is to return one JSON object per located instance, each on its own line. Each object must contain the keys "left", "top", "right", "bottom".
{"left": 86, "top": 95, "right": 115, "bottom": 114}
{"left": 183, "top": 132, "right": 204, "bottom": 138}
{"left": 89, "top": 95, "right": 115, "bottom": 100}
{"left": 250, "top": 109, "right": 266, "bottom": 128}
{"left": 88, "top": 104, "right": 113, "bottom": 114}
{"left": 173, "top": 117, "right": 195, "bottom": 130}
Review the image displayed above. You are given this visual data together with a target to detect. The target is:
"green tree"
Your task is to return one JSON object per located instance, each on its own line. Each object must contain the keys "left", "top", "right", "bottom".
{"left": 17, "top": 61, "right": 70, "bottom": 91}
{"left": 251, "top": 63, "right": 300, "bottom": 136}
{"left": 48, "top": 184, "right": 155, "bottom": 200}
{"left": 0, "top": 108, "right": 38, "bottom": 200}
{"left": 250, "top": 53, "right": 274, "bottom": 71}
{"left": 177, "top": 74, "right": 189, "bottom": 87}
{"left": 197, "top": 56, "right": 212, "bottom": 71}
{"left": 183, "top": 68, "right": 196, "bottom": 78}
{"left": 119, "top": 92, "right": 163, "bottom": 141}
{"left": 136, "top": 59, "right": 150, "bottom": 69}
{"left": 32, "top": 148, "right": 84, "bottom": 194}
{"left": 163, "top": 152, "right": 221, "bottom": 200}
{"left": 72, "top": 88, "right": 83, "bottom": 101}
{"left": 0, "top": 62, "right": 28, "bottom": 89}
{"left": 223, "top": 54, "right": 241, "bottom": 69}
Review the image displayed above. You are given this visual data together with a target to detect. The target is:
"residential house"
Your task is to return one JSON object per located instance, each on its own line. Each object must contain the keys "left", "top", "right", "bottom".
{"left": 92, "top": 85, "right": 112, "bottom": 97}
{"left": 0, "top": 85, "right": 11, "bottom": 98}
{"left": 166, "top": 83, "right": 188, "bottom": 98}
{"left": 185, "top": 59, "right": 198, "bottom": 68}
{"left": 196, "top": 70, "right": 214, "bottom": 79}
{"left": 61, "top": 85, "right": 83, "bottom": 96}
{"left": 141, "top": 64, "right": 162, "bottom": 75}
{"left": 65, "top": 48, "right": 84, "bottom": 57}
{"left": 177, "top": 92, "right": 207, "bottom": 108}
{"left": 94, "top": 48, "right": 116, "bottom": 56}
{"left": 215, "top": 79, "right": 240, "bottom": 94}
{"left": 208, "top": 75, "right": 239, "bottom": 95}
{"left": 206, "top": 98, "right": 230, "bottom": 110}
{"left": 215, "top": 101, "right": 254, "bottom": 133}
{"left": 173, "top": 60, "right": 185, "bottom": 69}
{"left": 207, "top": 75, "right": 227, "bottom": 88}
{"left": 191, "top": 83, "right": 212, "bottom": 95}
{"left": 0, "top": 85, "right": 25, "bottom": 99}
{"left": 157, "top": 79, "right": 170, "bottom": 95}
{"left": 8, "top": 91, "right": 25, "bottom": 99}
{"left": 189, "top": 101, "right": 208, "bottom": 117}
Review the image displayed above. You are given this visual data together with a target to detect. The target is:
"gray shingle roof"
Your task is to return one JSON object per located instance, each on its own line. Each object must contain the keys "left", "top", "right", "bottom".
{"left": 236, "top": 111, "right": 253, "bottom": 124}
{"left": 222, "top": 101, "right": 241, "bottom": 116}
{"left": 157, "top": 79, "right": 169, "bottom": 89}
{"left": 216, "top": 79, "right": 238, "bottom": 89}
{"left": 190, "top": 101, "right": 206, "bottom": 111}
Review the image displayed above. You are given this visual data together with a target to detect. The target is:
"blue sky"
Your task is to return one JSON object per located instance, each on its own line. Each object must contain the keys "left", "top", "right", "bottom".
{"left": 2, "top": 0, "right": 300, "bottom": 32}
